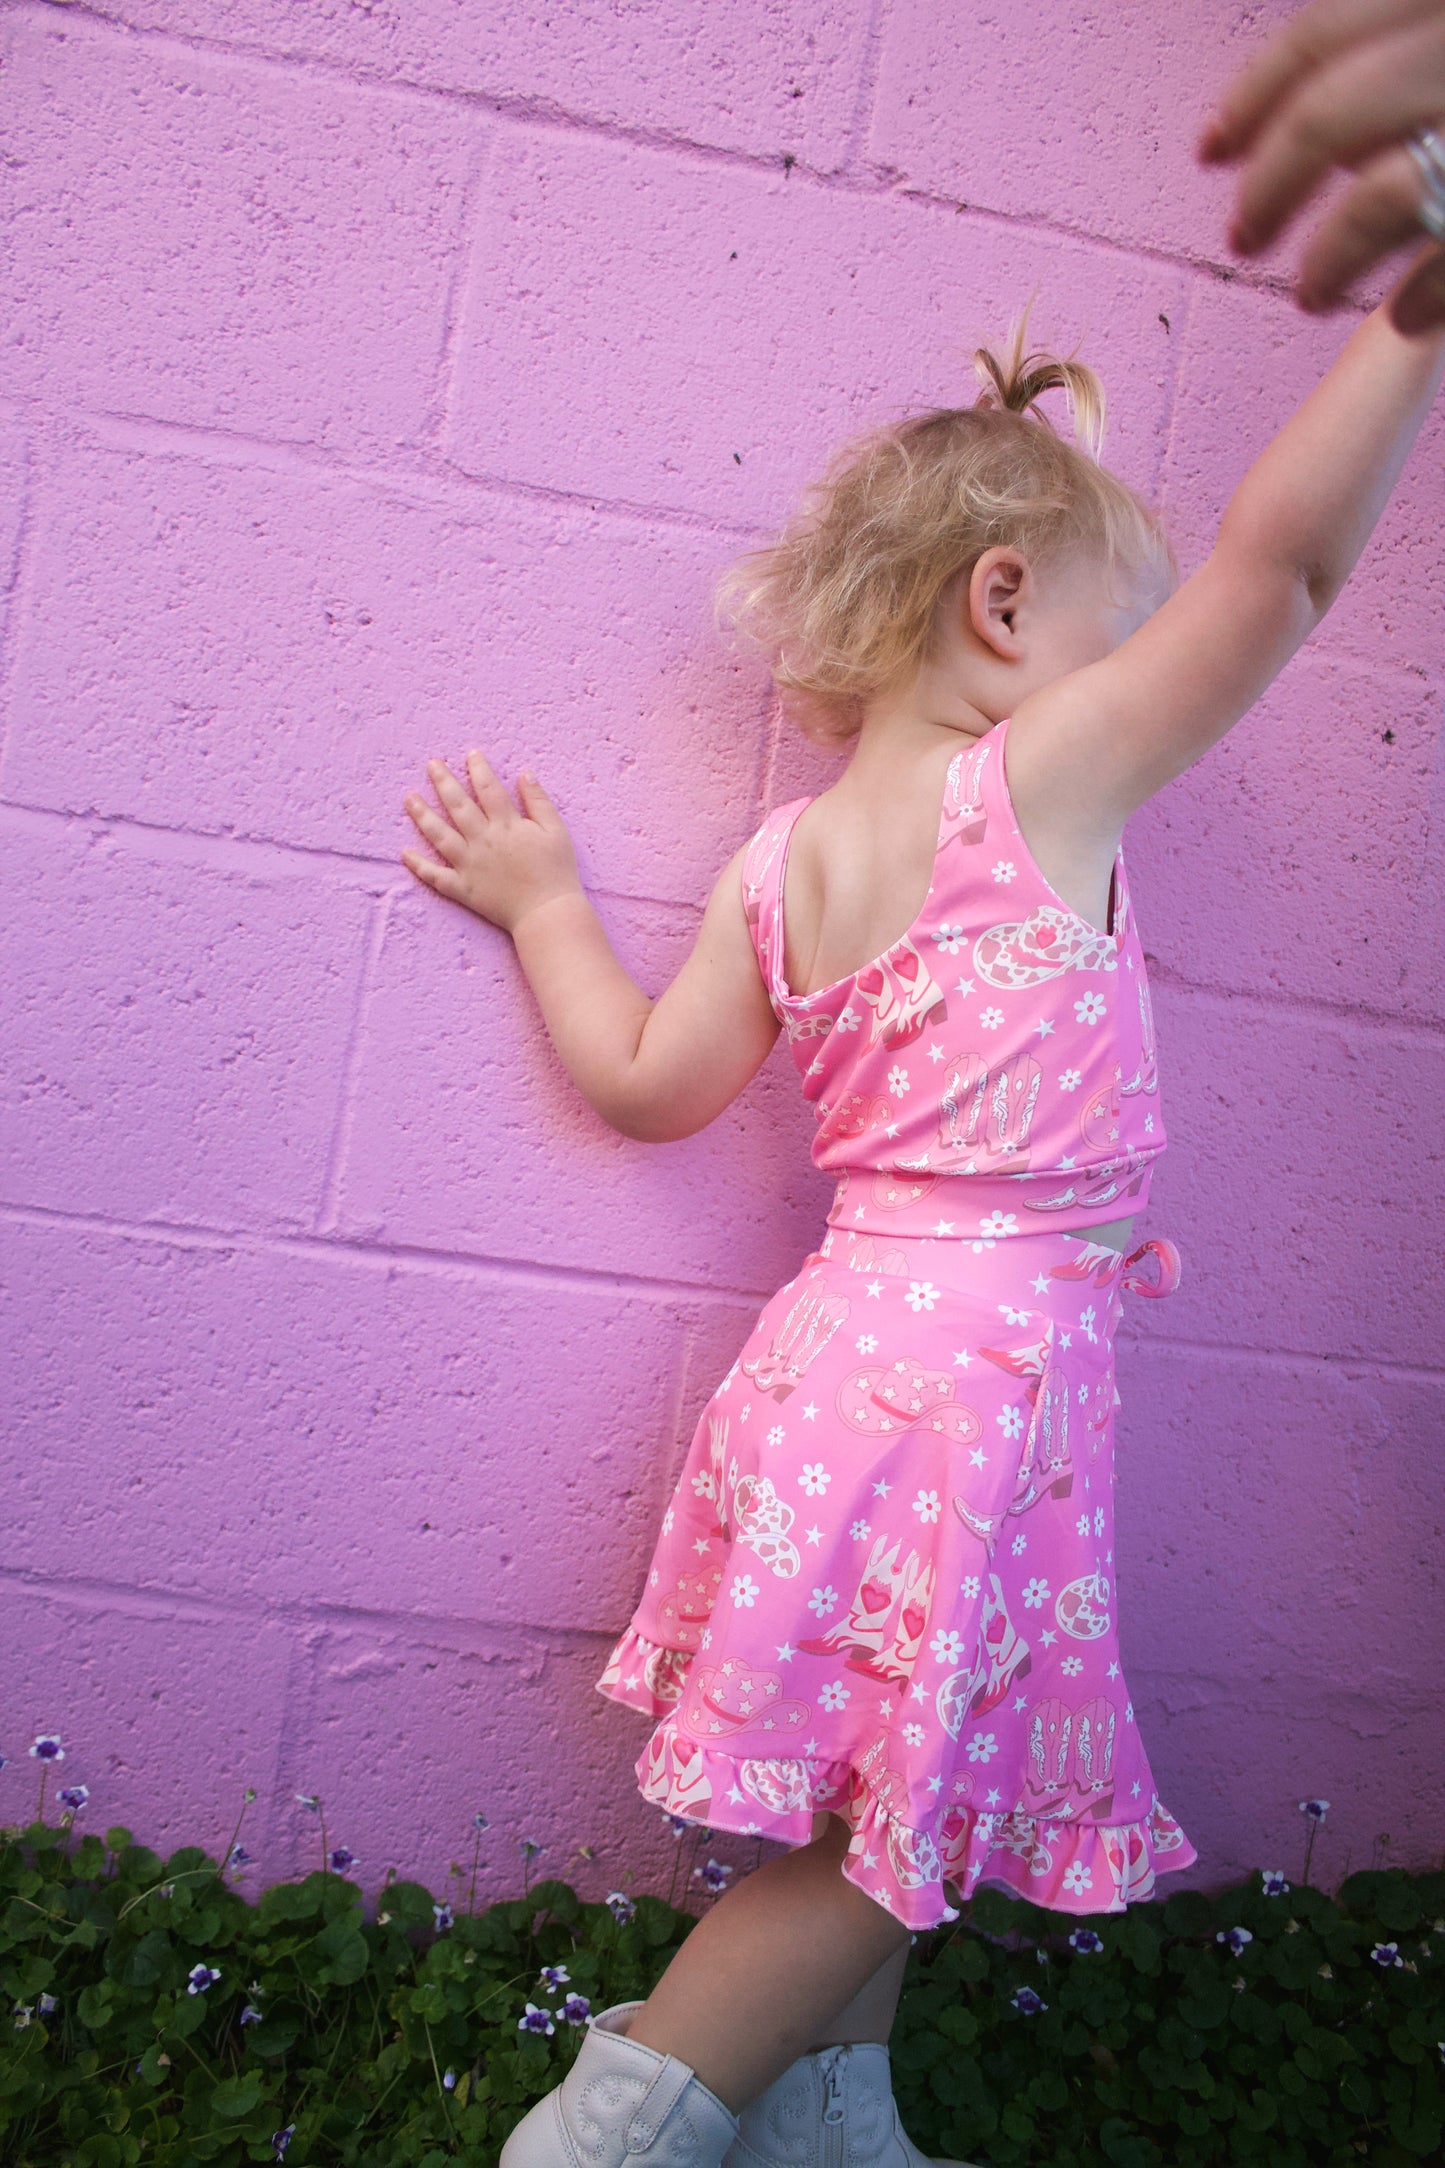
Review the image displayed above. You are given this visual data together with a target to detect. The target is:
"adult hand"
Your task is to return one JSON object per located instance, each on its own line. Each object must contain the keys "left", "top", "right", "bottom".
{"left": 1200, "top": 0, "right": 1445, "bottom": 332}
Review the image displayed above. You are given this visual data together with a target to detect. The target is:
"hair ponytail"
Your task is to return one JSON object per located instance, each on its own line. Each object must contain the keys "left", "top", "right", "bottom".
{"left": 972, "top": 304, "right": 1106, "bottom": 459}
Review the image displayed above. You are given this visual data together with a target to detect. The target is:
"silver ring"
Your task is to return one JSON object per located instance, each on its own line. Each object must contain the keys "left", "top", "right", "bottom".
{"left": 1408, "top": 126, "right": 1445, "bottom": 241}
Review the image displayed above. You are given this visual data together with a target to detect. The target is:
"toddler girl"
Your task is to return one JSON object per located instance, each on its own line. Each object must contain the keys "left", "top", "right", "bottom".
{"left": 403, "top": 273, "right": 1444, "bottom": 2168}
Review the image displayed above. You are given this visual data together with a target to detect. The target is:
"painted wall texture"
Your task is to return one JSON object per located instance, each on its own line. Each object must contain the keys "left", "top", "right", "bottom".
{"left": 2, "top": 0, "right": 1441, "bottom": 1913}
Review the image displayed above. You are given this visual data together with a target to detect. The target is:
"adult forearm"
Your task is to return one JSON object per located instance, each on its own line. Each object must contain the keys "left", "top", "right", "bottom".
{"left": 1218, "top": 289, "right": 1445, "bottom": 610}
{"left": 510, "top": 890, "right": 656, "bottom": 1129}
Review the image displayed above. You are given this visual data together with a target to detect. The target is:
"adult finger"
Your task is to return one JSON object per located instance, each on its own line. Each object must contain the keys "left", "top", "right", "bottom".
{"left": 1389, "top": 234, "right": 1445, "bottom": 326}
{"left": 1294, "top": 140, "right": 1441, "bottom": 306}
{"left": 1228, "top": 19, "right": 1445, "bottom": 254}
{"left": 464, "top": 748, "right": 518, "bottom": 822}
{"left": 404, "top": 791, "right": 468, "bottom": 866}
{"left": 1200, "top": 0, "right": 1435, "bottom": 163}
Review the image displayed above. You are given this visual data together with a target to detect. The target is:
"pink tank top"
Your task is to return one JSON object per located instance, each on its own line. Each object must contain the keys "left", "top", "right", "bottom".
{"left": 742, "top": 714, "right": 1165, "bottom": 1242}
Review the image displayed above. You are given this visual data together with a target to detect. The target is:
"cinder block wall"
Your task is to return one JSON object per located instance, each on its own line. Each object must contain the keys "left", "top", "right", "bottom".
{"left": 2, "top": 0, "right": 1440, "bottom": 1907}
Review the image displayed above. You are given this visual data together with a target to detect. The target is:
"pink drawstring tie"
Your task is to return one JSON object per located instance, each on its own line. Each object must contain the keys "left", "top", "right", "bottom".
{"left": 1120, "top": 1236, "right": 1183, "bottom": 1298}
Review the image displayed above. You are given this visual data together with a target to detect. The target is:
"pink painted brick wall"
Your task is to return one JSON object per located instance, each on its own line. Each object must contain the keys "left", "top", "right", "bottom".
{"left": 2, "top": 0, "right": 1440, "bottom": 1911}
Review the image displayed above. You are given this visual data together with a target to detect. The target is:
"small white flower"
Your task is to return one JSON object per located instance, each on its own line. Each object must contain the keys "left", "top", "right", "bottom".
{"left": 932, "top": 923, "right": 966, "bottom": 954}
{"left": 799, "top": 1462, "right": 831, "bottom": 1496}
{"left": 979, "top": 1211, "right": 1017, "bottom": 1238}
{"left": 661, "top": 1506, "right": 675, "bottom": 1534}
{"left": 1080, "top": 1304, "right": 1098, "bottom": 1343}
{"left": 835, "top": 1007, "right": 861, "bottom": 1033}
{"left": 912, "top": 1489, "right": 942, "bottom": 1524}
{"left": 966, "top": 1731, "right": 999, "bottom": 1763}
{"left": 979, "top": 1005, "right": 1004, "bottom": 1031}
{"left": 905, "top": 1280, "right": 940, "bottom": 1312}
{"left": 1094, "top": 1507, "right": 1105, "bottom": 1536}
{"left": 931, "top": 1629, "right": 965, "bottom": 1664}
{"left": 997, "top": 1404, "right": 1025, "bottom": 1438}
{"left": 969, "top": 1237, "right": 998, "bottom": 1254}
{"left": 808, "top": 1585, "right": 839, "bottom": 1618}
{"left": 819, "top": 1680, "right": 851, "bottom": 1712}
{"left": 887, "top": 1065, "right": 911, "bottom": 1096}
{"left": 1062, "top": 1862, "right": 1093, "bottom": 1895}
{"left": 1144, "top": 1112, "right": 1155, "bottom": 1132}
{"left": 1061, "top": 1655, "right": 1083, "bottom": 1677}
{"left": 992, "top": 860, "right": 1017, "bottom": 884}
{"left": 1074, "top": 993, "right": 1106, "bottom": 1026}
{"left": 692, "top": 1470, "right": 716, "bottom": 1498}
{"left": 730, "top": 1574, "right": 760, "bottom": 1608}
{"left": 961, "top": 1575, "right": 981, "bottom": 1599}
{"left": 1022, "top": 1578, "right": 1052, "bottom": 1610}
{"left": 903, "top": 1723, "right": 925, "bottom": 1747}
{"left": 1058, "top": 1068, "right": 1082, "bottom": 1092}
{"left": 1010, "top": 1532, "right": 1027, "bottom": 1556}
{"left": 1076, "top": 1514, "right": 1090, "bottom": 1536}
{"left": 855, "top": 1334, "right": 878, "bottom": 1354}
{"left": 850, "top": 1518, "right": 872, "bottom": 1540}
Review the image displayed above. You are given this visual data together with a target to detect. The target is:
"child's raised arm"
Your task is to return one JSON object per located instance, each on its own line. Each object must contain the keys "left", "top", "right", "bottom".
{"left": 1010, "top": 256, "right": 1445, "bottom": 840}
{"left": 403, "top": 755, "right": 780, "bottom": 1143}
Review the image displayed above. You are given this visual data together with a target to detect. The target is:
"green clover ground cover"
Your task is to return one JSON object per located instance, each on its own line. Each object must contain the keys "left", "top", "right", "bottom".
{"left": 1, "top": 1796, "right": 1441, "bottom": 2168}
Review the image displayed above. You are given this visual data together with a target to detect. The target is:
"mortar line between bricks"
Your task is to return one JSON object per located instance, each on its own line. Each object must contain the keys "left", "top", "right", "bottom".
{"left": 1149, "top": 967, "right": 1445, "bottom": 1044}
{"left": 1119, "top": 1331, "right": 1444, "bottom": 1389}
{"left": 11, "top": 0, "right": 1347, "bottom": 310}
{"left": 49, "top": 396, "right": 772, "bottom": 546}
{"left": 0, "top": 1199, "right": 786, "bottom": 1309}
{"left": 0, "top": 417, "right": 39, "bottom": 792}
{"left": 314, "top": 887, "right": 397, "bottom": 1238}
{"left": 0, "top": 1562, "right": 629, "bottom": 1651}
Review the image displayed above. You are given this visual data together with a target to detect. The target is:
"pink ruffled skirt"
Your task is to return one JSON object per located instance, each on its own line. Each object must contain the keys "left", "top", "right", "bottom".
{"left": 597, "top": 1221, "right": 1197, "bottom": 1928}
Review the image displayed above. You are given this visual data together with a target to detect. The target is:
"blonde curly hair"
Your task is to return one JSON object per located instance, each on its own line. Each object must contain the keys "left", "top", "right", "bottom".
{"left": 716, "top": 313, "right": 1171, "bottom": 744}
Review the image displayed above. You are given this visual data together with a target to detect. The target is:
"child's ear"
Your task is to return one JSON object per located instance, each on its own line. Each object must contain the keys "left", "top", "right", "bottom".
{"left": 968, "top": 547, "right": 1032, "bottom": 659}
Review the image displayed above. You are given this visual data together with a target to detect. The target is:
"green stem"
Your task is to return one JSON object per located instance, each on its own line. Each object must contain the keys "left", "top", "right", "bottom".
{"left": 423, "top": 2019, "right": 456, "bottom": 2141}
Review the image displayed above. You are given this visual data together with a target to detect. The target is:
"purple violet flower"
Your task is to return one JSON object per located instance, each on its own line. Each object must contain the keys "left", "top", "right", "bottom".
{"left": 58, "top": 1785, "right": 89, "bottom": 1813}
{"left": 241, "top": 2005, "right": 264, "bottom": 2026}
{"left": 329, "top": 1847, "right": 357, "bottom": 1874}
{"left": 38, "top": 1994, "right": 57, "bottom": 2015}
{"left": 1011, "top": 1986, "right": 1047, "bottom": 2014}
{"left": 272, "top": 2125, "right": 295, "bottom": 2158}
{"left": 433, "top": 1903, "right": 454, "bottom": 1932}
{"left": 539, "top": 1965, "right": 570, "bottom": 1992}
{"left": 1216, "top": 1927, "right": 1254, "bottom": 1957}
{"left": 518, "top": 2002, "right": 556, "bottom": 2036}
{"left": 665, "top": 1813, "right": 690, "bottom": 1839}
{"left": 1069, "top": 1929, "right": 1104, "bottom": 1953}
{"left": 1260, "top": 1870, "right": 1289, "bottom": 1895}
{"left": 693, "top": 1858, "right": 733, "bottom": 1893}
{"left": 1298, "top": 1799, "right": 1330, "bottom": 1822}
{"left": 187, "top": 1964, "right": 221, "bottom": 1995}
{"left": 561, "top": 1993, "right": 591, "bottom": 2027}
{"left": 1371, "top": 1942, "right": 1404, "bottom": 1968}
{"left": 442, "top": 2068, "right": 457, "bottom": 2090}
{"left": 606, "top": 1891, "right": 636, "bottom": 1923}
{"left": 30, "top": 1735, "right": 64, "bottom": 1763}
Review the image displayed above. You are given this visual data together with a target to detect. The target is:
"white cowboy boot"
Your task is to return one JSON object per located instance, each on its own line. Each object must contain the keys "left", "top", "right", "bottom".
{"left": 499, "top": 1999, "right": 740, "bottom": 2168}
{"left": 723, "top": 2040, "right": 977, "bottom": 2168}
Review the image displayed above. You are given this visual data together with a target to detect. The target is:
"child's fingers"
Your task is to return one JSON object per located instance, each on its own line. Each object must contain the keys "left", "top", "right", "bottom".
{"left": 465, "top": 749, "right": 518, "bottom": 822}
{"left": 515, "top": 769, "right": 562, "bottom": 826}
{"left": 401, "top": 847, "right": 462, "bottom": 899}
{"left": 1388, "top": 237, "right": 1445, "bottom": 332}
{"left": 404, "top": 792, "right": 469, "bottom": 866}
{"left": 1295, "top": 143, "right": 1435, "bottom": 309}
{"left": 427, "top": 759, "right": 486, "bottom": 835}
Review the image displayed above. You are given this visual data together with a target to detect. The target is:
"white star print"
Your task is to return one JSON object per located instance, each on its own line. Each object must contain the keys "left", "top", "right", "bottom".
{"left": 1035, "top": 1018, "right": 1055, "bottom": 1038}
{"left": 777, "top": 1642, "right": 796, "bottom": 1662}
{"left": 1131, "top": 1780, "right": 1141, "bottom": 1798}
{"left": 927, "top": 1042, "right": 945, "bottom": 1064}
{"left": 1039, "top": 1628, "right": 1058, "bottom": 1647}
{"left": 1107, "top": 1661, "right": 1120, "bottom": 1679}
{"left": 968, "top": 1447, "right": 986, "bottom": 1468}
{"left": 934, "top": 1220, "right": 955, "bottom": 1235}
{"left": 1059, "top": 1331, "right": 1072, "bottom": 1349}
{"left": 952, "top": 1348, "right": 972, "bottom": 1367}
{"left": 910, "top": 1682, "right": 928, "bottom": 1703}
{"left": 727, "top": 1783, "right": 745, "bottom": 1803}
{"left": 805, "top": 1525, "right": 824, "bottom": 1546}
{"left": 985, "top": 1788, "right": 1002, "bottom": 1806}
{"left": 955, "top": 977, "right": 976, "bottom": 997}
{"left": 862, "top": 1849, "right": 878, "bottom": 1868}
{"left": 804, "top": 1738, "right": 821, "bottom": 1757}
{"left": 1013, "top": 1695, "right": 1028, "bottom": 1712}
{"left": 928, "top": 1776, "right": 943, "bottom": 1793}
{"left": 693, "top": 1537, "right": 712, "bottom": 1554}
{"left": 1032, "top": 1273, "right": 1051, "bottom": 1294}
{"left": 801, "top": 1401, "right": 819, "bottom": 1421}
{"left": 873, "top": 1478, "right": 892, "bottom": 1498}
{"left": 624, "top": 1673, "right": 640, "bottom": 1689}
{"left": 866, "top": 1280, "right": 883, "bottom": 1299}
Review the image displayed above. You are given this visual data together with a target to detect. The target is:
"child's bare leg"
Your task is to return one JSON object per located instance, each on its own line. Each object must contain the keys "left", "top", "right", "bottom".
{"left": 625, "top": 1813, "right": 911, "bottom": 2112}
{"left": 805, "top": 1939, "right": 910, "bottom": 2049}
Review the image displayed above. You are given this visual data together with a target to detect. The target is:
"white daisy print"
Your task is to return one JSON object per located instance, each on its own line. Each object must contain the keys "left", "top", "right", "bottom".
{"left": 855, "top": 1334, "right": 878, "bottom": 1354}
{"left": 1080, "top": 1305, "right": 1098, "bottom": 1343}
{"left": 799, "top": 1463, "right": 831, "bottom": 1496}
{"left": 1094, "top": 1507, "right": 1105, "bottom": 1536}
{"left": 1022, "top": 1578, "right": 1052, "bottom": 1610}
{"left": 850, "top": 1518, "right": 872, "bottom": 1541}
{"left": 905, "top": 1281, "right": 940, "bottom": 1312}
{"left": 903, "top": 1723, "right": 925, "bottom": 1747}
{"left": 1061, "top": 1655, "right": 1084, "bottom": 1678}
{"left": 1062, "top": 1862, "right": 1093, "bottom": 1895}
{"left": 966, "top": 1731, "right": 999, "bottom": 1763}
{"left": 662, "top": 1506, "right": 675, "bottom": 1534}
{"left": 887, "top": 1066, "right": 911, "bottom": 1096}
{"left": 960, "top": 1575, "right": 981, "bottom": 1600}
{"left": 819, "top": 1680, "right": 851, "bottom": 1713}
{"left": 979, "top": 1211, "right": 1017, "bottom": 1238}
{"left": 1010, "top": 1531, "right": 1027, "bottom": 1556}
{"left": 1074, "top": 993, "right": 1107, "bottom": 1026}
{"left": 731, "top": 1574, "right": 760, "bottom": 1609}
{"left": 1059, "top": 1069, "right": 1082, "bottom": 1092}
{"left": 979, "top": 1006, "right": 1004, "bottom": 1031}
{"left": 912, "top": 1489, "right": 942, "bottom": 1524}
{"left": 834, "top": 1007, "right": 861, "bottom": 1033}
{"left": 992, "top": 860, "right": 1017, "bottom": 884}
{"left": 768, "top": 1424, "right": 786, "bottom": 1446}
{"left": 931, "top": 1629, "right": 965, "bottom": 1664}
{"left": 932, "top": 923, "right": 966, "bottom": 954}
{"left": 997, "top": 1404, "right": 1025, "bottom": 1438}
{"left": 1076, "top": 1514, "right": 1091, "bottom": 1537}
{"left": 808, "top": 1585, "right": 839, "bottom": 1618}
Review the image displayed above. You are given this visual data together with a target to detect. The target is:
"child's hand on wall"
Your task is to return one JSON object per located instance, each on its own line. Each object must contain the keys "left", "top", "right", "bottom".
{"left": 402, "top": 754, "right": 580, "bottom": 933}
